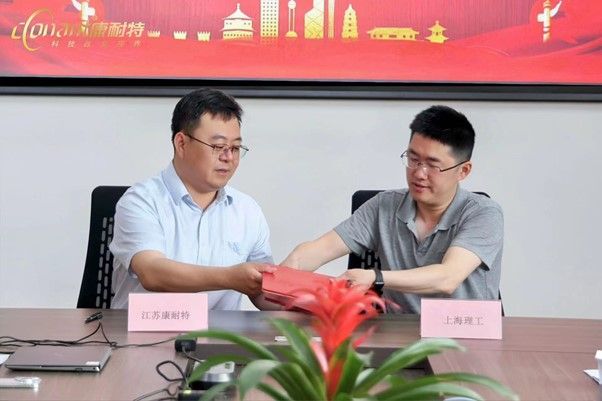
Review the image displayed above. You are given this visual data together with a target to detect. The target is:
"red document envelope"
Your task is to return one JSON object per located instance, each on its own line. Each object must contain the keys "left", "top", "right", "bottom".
{"left": 262, "top": 266, "right": 333, "bottom": 307}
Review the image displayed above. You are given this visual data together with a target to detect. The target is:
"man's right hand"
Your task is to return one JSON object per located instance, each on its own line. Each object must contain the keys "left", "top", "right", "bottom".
{"left": 227, "top": 263, "right": 276, "bottom": 296}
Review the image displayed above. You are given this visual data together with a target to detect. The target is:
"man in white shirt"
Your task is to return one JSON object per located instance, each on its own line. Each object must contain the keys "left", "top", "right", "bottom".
{"left": 110, "top": 88, "right": 275, "bottom": 309}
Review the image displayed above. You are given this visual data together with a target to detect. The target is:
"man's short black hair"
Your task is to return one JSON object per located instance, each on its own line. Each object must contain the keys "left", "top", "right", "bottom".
{"left": 409, "top": 105, "right": 475, "bottom": 161}
{"left": 171, "top": 88, "right": 243, "bottom": 142}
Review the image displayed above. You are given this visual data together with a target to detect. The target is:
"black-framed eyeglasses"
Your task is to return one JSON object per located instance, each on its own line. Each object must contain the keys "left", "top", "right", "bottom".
{"left": 400, "top": 151, "right": 468, "bottom": 174}
{"left": 185, "top": 134, "right": 249, "bottom": 159}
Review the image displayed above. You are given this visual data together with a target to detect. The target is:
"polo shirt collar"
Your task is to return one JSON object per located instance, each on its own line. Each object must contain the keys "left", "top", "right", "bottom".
{"left": 397, "top": 192, "right": 417, "bottom": 224}
{"left": 396, "top": 186, "right": 467, "bottom": 230}
{"left": 437, "top": 187, "right": 467, "bottom": 230}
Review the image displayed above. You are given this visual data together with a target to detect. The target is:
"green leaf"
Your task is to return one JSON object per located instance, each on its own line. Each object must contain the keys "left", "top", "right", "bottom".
{"left": 267, "top": 363, "right": 309, "bottom": 400}
{"left": 238, "top": 360, "right": 280, "bottom": 400}
{"left": 334, "top": 342, "right": 366, "bottom": 396}
{"left": 178, "top": 329, "right": 278, "bottom": 360}
{"left": 377, "top": 382, "right": 483, "bottom": 401}
{"left": 355, "top": 367, "right": 376, "bottom": 385}
{"left": 269, "top": 362, "right": 326, "bottom": 401}
{"left": 270, "top": 318, "right": 326, "bottom": 397}
{"left": 256, "top": 382, "right": 294, "bottom": 401}
{"left": 384, "top": 372, "right": 518, "bottom": 401}
{"left": 277, "top": 346, "right": 326, "bottom": 396}
{"left": 270, "top": 319, "right": 321, "bottom": 373}
{"left": 355, "top": 338, "right": 462, "bottom": 394}
{"left": 334, "top": 393, "right": 376, "bottom": 401}
{"left": 187, "top": 355, "right": 248, "bottom": 385}
{"left": 198, "top": 381, "right": 234, "bottom": 401}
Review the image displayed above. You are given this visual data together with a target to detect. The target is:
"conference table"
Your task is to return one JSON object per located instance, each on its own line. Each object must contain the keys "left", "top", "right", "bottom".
{"left": 0, "top": 308, "right": 600, "bottom": 400}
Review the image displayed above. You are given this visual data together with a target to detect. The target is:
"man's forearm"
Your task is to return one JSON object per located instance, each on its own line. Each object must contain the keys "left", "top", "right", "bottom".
{"left": 382, "top": 264, "right": 459, "bottom": 295}
{"left": 133, "top": 254, "right": 233, "bottom": 292}
{"left": 282, "top": 241, "right": 327, "bottom": 271}
{"left": 282, "top": 230, "right": 351, "bottom": 271}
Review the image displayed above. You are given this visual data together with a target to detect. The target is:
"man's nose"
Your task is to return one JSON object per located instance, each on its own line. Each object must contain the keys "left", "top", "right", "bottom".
{"left": 412, "top": 164, "right": 429, "bottom": 178}
{"left": 218, "top": 147, "right": 234, "bottom": 161}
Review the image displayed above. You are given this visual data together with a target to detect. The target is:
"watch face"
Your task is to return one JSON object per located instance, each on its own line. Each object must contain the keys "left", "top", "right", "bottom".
{"left": 373, "top": 268, "right": 384, "bottom": 291}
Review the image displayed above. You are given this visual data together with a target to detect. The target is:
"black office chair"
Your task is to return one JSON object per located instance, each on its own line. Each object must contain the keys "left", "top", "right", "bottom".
{"left": 77, "top": 186, "right": 129, "bottom": 309}
{"left": 347, "top": 189, "right": 504, "bottom": 315}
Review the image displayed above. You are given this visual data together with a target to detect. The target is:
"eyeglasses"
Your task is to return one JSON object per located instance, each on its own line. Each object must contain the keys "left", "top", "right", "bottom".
{"left": 186, "top": 134, "right": 249, "bottom": 159}
{"left": 400, "top": 151, "right": 468, "bottom": 174}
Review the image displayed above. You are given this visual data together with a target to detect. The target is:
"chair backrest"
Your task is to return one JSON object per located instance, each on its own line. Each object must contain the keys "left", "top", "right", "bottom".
{"left": 347, "top": 189, "right": 504, "bottom": 315}
{"left": 77, "top": 186, "right": 129, "bottom": 309}
{"left": 348, "top": 190, "right": 384, "bottom": 270}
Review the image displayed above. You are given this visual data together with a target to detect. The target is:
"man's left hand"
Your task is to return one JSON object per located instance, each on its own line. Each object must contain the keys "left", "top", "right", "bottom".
{"left": 340, "top": 268, "right": 376, "bottom": 288}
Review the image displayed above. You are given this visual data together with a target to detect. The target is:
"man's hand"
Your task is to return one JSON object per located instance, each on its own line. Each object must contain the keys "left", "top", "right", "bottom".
{"left": 340, "top": 268, "right": 376, "bottom": 288}
{"left": 227, "top": 263, "right": 276, "bottom": 296}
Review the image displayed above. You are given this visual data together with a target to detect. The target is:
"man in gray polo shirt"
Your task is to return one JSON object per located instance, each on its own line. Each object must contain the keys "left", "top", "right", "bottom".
{"left": 281, "top": 105, "right": 503, "bottom": 313}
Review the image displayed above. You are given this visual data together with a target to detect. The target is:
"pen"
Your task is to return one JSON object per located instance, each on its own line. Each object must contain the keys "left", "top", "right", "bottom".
{"left": 85, "top": 312, "right": 103, "bottom": 324}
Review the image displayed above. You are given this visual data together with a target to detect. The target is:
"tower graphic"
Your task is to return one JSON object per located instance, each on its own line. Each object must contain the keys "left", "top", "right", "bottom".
{"left": 537, "top": 0, "right": 561, "bottom": 43}
{"left": 71, "top": 0, "right": 96, "bottom": 32}
{"left": 286, "top": 0, "right": 298, "bottom": 38}
{"left": 222, "top": 3, "right": 254, "bottom": 40}
{"left": 341, "top": 4, "right": 357, "bottom": 40}
{"left": 304, "top": 0, "right": 324, "bottom": 39}
{"left": 260, "top": 0, "right": 279, "bottom": 39}
{"left": 426, "top": 21, "right": 448, "bottom": 44}
{"left": 327, "top": 0, "right": 335, "bottom": 38}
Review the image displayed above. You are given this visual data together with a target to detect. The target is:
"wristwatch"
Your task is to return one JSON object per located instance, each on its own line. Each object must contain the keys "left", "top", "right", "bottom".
{"left": 372, "top": 268, "right": 384, "bottom": 295}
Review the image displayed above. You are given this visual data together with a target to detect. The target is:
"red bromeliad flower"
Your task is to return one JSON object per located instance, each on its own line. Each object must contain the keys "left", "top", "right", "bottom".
{"left": 287, "top": 279, "right": 388, "bottom": 400}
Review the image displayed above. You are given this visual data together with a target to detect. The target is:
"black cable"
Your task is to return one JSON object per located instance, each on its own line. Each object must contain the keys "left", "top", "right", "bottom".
{"left": 156, "top": 360, "right": 186, "bottom": 383}
{"left": 132, "top": 380, "right": 179, "bottom": 401}
{"left": 182, "top": 349, "right": 204, "bottom": 364}
{"left": 132, "top": 361, "right": 186, "bottom": 401}
{"left": 0, "top": 322, "right": 176, "bottom": 350}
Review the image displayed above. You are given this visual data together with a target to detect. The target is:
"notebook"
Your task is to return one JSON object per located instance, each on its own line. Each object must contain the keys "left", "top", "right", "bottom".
{"left": 5, "top": 345, "right": 112, "bottom": 372}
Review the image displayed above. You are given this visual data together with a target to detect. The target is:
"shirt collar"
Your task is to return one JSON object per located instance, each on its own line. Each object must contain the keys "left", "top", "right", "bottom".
{"left": 437, "top": 188, "right": 467, "bottom": 230}
{"left": 162, "top": 162, "right": 189, "bottom": 204}
{"left": 396, "top": 186, "right": 467, "bottom": 230}
{"left": 161, "top": 162, "right": 233, "bottom": 207}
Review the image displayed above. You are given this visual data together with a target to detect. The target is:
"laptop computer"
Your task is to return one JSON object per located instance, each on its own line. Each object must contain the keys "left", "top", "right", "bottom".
{"left": 5, "top": 345, "right": 112, "bottom": 372}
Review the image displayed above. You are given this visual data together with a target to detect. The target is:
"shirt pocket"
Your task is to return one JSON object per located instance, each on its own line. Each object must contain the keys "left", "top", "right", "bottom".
{"left": 221, "top": 240, "right": 251, "bottom": 266}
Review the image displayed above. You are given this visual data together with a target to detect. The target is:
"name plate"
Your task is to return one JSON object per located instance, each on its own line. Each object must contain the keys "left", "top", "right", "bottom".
{"left": 420, "top": 298, "right": 502, "bottom": 339}
{"left": 128, "top": 293, "right": 208, "bottom": 332}
{"left": 596, "top": 350, "right": 602, "bottom": 378}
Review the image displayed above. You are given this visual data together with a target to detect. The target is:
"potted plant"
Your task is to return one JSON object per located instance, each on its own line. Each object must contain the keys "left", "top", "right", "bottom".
{"left": 180, "top": 279, "right": 518, "bottom": 401}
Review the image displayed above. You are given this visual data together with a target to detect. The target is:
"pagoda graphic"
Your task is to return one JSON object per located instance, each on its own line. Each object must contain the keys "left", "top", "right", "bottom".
{"left": 222, "top": 3, "right": 254, "bottom": 40}
{"left": 341, "top": 4, "right": 358, "bottom": 40}
{"left": 426, "top": 21, "right": 448, "bottom": 44}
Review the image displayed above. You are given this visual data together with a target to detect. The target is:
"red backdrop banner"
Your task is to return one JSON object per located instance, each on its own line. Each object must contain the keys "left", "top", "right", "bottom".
{"left": 1, "top": 0, "right": 600, "bottom": 84}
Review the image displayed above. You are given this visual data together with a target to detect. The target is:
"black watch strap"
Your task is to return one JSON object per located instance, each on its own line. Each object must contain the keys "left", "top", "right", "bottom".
{"left": 372, "top": 268, "right": 384, "bottom": 295}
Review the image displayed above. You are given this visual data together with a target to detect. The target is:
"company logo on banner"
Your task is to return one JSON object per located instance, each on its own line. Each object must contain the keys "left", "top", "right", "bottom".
{"left": 10, "top": 1, "right": 145, "bottom": 51}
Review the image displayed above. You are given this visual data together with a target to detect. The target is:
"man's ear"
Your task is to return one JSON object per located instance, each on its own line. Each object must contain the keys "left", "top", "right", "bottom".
{"left": 458, "top": 161, "right": 472, "bottom": 181}
{"left": 173, "top": 132, "right": 186, "bottom": 157}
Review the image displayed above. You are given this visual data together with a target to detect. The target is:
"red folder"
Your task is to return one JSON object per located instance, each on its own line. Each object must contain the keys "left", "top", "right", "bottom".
{"left": 262, "top": 266, "right": 333, "bottom": 307}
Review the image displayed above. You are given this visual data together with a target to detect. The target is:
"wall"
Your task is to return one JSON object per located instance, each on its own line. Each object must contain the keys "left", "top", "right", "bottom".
{"left": 0, "top": 95, "right": 600, "bottom": 318}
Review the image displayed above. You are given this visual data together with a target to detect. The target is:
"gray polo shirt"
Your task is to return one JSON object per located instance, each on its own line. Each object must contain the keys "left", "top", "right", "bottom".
{"left": 334, "top": 188, "right": 503, "bottom": 314}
